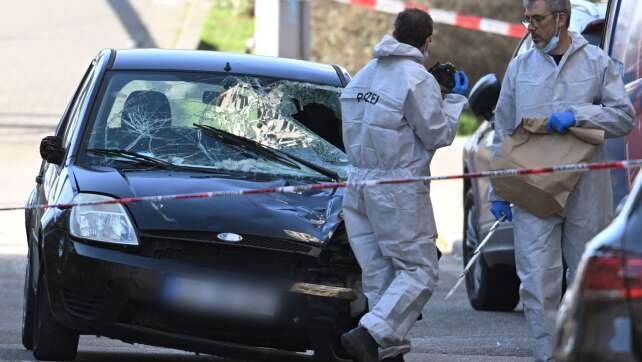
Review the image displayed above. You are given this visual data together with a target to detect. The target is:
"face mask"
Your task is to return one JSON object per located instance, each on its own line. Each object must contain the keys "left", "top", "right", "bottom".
{"left": 541, "top": 13, "right": 561, "bottom": 54}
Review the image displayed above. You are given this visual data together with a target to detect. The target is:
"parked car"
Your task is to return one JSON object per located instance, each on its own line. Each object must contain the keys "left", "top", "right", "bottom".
{"left": 22, "top": 49, "right": 365, "bottom": 361}
{"left": 554, "top": 0, "right": 642, "bottom": 359}
{"left": 462, "top": 0, "right": 610, "bottom": 311}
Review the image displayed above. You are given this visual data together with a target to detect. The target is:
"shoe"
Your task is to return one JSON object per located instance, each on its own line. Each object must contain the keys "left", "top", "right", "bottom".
{"left": 381, "top": 355, "right": 405, "bottom": 362}
{"left": 340, "top": 326, "right": 379, "bottom": 362}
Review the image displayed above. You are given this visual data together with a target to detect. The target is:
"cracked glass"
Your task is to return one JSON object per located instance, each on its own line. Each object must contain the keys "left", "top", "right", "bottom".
{"left": 83, "top": 71, "right": 349, "bottom": 180}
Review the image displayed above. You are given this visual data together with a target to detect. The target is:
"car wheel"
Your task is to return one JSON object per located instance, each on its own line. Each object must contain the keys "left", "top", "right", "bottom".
{"left": 463, "top": 189, "right": 520, "bottom": 311}
{"left": 21, "top": 250, "right": 34, "bottom": 350}
{"left": 32, "top": 275, "right": 79, "bottom": 361}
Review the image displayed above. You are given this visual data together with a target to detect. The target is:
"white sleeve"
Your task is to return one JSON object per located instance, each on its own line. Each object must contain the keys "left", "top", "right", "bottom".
{"left": 571, "top": 57, "right": 635, "bottom": 138}
{"left": 404, "top": 76, "right": 468, "bottom": 151}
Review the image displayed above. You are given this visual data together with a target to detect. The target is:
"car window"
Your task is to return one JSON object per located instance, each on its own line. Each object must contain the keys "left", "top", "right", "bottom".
{"left": 62, "top": 63, "right": 97, "bottom": 147}
{"left": 611, "top": 0, "right": 642, "bottom": 85}
{"left": 83, "top": 71, "right": 349, "bottom": 179}
{"left": 55, "top": 64, "right": 94, "bottom": 138}
{"left": 610, "top": 0, "right": 642, "bottom": 184}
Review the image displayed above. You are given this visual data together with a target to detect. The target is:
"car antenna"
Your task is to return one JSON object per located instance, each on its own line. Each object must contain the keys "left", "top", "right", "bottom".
{"left": 224, "top": 62, "right": 232, "bottom": 72}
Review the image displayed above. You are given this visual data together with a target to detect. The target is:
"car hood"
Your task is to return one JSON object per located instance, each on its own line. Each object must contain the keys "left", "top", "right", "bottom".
{"left": 71, "top": 166, "right": 344, "bottom": 248}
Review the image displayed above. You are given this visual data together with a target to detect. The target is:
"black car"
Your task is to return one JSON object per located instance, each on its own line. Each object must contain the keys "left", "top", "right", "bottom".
{"left": 22, "top": 49, "right": 365, "bottom": 361}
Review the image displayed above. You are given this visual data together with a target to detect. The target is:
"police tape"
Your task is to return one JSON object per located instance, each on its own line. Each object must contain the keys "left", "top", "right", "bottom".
{"left": 1, "top": 159, "right": 641, "bottom": 212}
{"left": 333, "top": 0, "right": 527, "bottom": 39}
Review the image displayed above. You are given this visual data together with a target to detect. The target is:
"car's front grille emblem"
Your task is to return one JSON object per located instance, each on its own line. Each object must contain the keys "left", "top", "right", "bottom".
{"left": 217, "top": 233, "right": 243, "bottom": 242}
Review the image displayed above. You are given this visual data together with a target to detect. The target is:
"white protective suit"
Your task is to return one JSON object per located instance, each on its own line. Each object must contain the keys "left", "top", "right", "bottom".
{"left": 340, "top": 34, "right": 467, "bottom": 358}
{"left": 490, "top": 32, "right": 635, "bottom": 362}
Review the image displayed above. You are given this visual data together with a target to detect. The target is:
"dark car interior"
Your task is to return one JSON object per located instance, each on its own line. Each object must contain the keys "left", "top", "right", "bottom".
{"left": 290, "top": 99, "right": 344, "bottom": 151}
{"left": 120, "top": 90, "right": 174, "bottom": 151}
{"left": 582, "top": 19, "right": 607, "bottom": 47}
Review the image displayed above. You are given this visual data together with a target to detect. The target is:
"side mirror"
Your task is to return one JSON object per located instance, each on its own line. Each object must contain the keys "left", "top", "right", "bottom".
{"left": 468, "top": 74, "right": 501, "bottom": 121}
{"left": 40, "top": 136, "right": 65, "bottom": 165}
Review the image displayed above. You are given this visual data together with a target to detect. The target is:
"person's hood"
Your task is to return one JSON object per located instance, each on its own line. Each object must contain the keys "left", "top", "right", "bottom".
{"left": 566, "top": 31, "right": 590, "bottom": 57}
{"left": 534, "top": 31, "right": 589, "bottom": 59}
{"left": 373, "top": 34, "right": 424, "bottom": 63}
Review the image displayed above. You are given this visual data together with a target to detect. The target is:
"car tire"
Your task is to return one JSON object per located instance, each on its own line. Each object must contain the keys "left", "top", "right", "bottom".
{"left": 32, "top": 275, "right": 79, "bottom": 361}
{"left": 21, "top": 250, "right": 34, "bottom": 350}
{"left": 463, "top": 189, "right": 520, "bottom": 312}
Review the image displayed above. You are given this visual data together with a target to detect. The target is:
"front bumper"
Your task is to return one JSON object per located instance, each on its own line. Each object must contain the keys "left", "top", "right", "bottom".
{"left": 41, "top": 231, "right": 358, "bottom": 360}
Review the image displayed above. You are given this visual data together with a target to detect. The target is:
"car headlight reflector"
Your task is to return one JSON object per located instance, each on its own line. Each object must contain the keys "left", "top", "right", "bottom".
{"left": 69, "top": 194, "right": 138, "bottom": 245}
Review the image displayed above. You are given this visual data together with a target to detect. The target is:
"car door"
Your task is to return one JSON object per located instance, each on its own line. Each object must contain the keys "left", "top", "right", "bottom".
{"left": 40, "top": 60, "right": 97, "bottom": 203}
{"left": 621, "top": 186, "right": 642, "bottom": 360}
{"left": 607, "top": 0, "right": 642, "bottom": 355}
{"left": 607, "top": 0, "right": 642, "bottom": 185}
{"left": 28, "top": 60, "right": 97, "bottom": 280}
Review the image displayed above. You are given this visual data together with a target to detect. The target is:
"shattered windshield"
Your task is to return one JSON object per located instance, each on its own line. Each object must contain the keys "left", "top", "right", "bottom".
{"left": 82, "top": 71, "right": 349, "bottom": 179}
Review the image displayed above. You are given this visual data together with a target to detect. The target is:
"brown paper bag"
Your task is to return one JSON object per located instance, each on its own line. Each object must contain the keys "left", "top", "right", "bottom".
{"left": 490, "top": 118, "right": 605, "bottom": 218}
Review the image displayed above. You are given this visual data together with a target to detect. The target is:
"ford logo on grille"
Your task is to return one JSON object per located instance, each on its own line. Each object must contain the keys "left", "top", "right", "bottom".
{"left": 217, "top": 233, "right": 243, "bottom": 242}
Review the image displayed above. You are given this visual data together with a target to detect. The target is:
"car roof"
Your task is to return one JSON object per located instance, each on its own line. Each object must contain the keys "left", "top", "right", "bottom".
{"left": 109, "top": 49, "right": 343, "bottom": 87}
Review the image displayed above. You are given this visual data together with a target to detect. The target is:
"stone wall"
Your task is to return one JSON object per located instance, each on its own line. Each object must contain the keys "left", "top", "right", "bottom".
{"left": 310, "top": 0, "right": 526, "bottom": 84}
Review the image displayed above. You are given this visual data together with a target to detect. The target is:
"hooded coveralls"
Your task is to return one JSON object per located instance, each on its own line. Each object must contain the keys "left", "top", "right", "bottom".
{"left": 340, "top": 35, "right": 467, "bottom": 358}
{"left": 490, "top": 32, "right": 635, "bottom": 362}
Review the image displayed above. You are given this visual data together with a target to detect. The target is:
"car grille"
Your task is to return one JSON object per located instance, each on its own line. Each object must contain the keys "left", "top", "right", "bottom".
{"left": 139, "top": 236, "right": 313, "bottom": 277}
{"left": 140, "top": 231, "right": 316, "bottom": 255}
{"left": 138, "top": 228, "right": 358, "bottom": 282}
{"left": 60, "top": 289, "right": 105, "bottom": 319}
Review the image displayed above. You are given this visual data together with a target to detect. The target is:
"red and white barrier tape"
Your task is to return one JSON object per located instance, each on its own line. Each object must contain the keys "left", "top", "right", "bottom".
{"left": 334, "top": 0, "right": 527, "bottom": 39}
{"left": 2, "top": 159, "right": 641, "bottom": 212}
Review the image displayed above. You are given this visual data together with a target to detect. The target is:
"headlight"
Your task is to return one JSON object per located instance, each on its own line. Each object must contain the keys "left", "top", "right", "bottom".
{"left": 69, "top": 193, "right": 139, "bottom": 245}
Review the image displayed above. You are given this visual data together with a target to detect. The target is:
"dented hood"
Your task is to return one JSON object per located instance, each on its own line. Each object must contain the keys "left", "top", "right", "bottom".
{"left": 71, "top": 166, "right": 344, "bottom": 246}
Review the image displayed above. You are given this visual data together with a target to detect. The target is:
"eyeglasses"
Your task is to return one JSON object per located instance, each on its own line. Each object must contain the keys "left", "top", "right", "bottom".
{"left": 521, "top": 12, "right": 556, "bottom": 28}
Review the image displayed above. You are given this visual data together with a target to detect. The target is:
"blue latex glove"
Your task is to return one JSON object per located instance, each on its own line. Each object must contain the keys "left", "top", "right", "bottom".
{"left": 452, "top": 70, "right": 469, "bottom": 95}
{"left": 490, "top": 201, "right": 512, "bottom": 222}
{"left": 546, "top": 111, "right": 576, "bottom": 134}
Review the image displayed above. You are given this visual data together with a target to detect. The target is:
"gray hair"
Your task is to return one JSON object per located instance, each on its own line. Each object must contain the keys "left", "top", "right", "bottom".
{"left": 523, "top": 0, "right": 572, "bottom": 28}
{"left": 523, "top": 0, "right": 571, "bottom": 13}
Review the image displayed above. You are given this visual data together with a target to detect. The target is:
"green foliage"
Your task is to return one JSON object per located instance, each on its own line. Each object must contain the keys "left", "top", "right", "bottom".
{"left": 457, "top": 110, "right": 480, "bottom": 136}
{"left": 199, "top": 2, "right": 254, "bottom": 52}
{"left": 212, "top": 0, "right": 253, "bottom": 15}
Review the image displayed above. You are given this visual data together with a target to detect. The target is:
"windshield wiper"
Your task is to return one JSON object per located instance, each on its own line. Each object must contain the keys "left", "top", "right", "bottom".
{"left": 194, "top": 124, "right": 301, "bottom": 169}
{"left": 274, "top": 151, "right": 340, "bottom": 181}
{"left": 194, "top": 124, "right": 339, "bottom": 181}
{"left": 87, "top": 148, "right": 178, "bottom": 170}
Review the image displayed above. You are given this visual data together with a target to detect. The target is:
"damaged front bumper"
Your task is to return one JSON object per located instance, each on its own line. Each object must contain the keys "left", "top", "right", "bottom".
{"left": 41, "top": 231, "right": 360, "bottom": 361}
{"left": 289, "top": 282, "right": 355, "bottom": 300}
